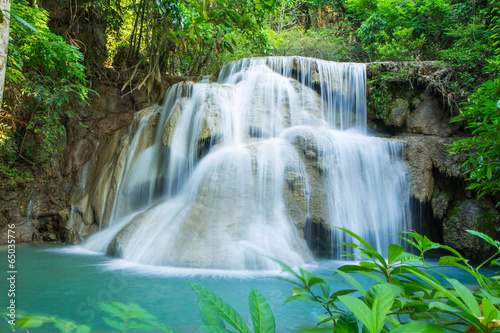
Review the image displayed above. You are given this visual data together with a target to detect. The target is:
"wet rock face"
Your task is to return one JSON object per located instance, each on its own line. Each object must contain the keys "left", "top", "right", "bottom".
{"left": 385, "top": 98, "right": 409, "bottom": 127}
{"left": 443, "top": 199, "right": 499, "bottom": 260}
{"left": 399, "top": 135, "right": 466, "bottom": 202}
{"left": 407, "top": 90, "right": 456, "bottom": 136}
{"left": 69, "top": 106, "right": 162, "bottom": 240}
{"left": 0, "top": 183, "right": 71, "bottom": 244}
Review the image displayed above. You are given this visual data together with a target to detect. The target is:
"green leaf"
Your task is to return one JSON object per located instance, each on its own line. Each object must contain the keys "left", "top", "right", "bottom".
{"left": 467, "top": 230, "right": 500, "bottom": 249}
{"left": 389, "top": 322, "right": 446, "bottom": 333}
{"left": 335, "top": 270, "right": 367, "bottom": 296}
{"left": 336, "top": 311, "right": 358, "bottom": 333}
{"left": 338, "top": 296, "right": 374, "bottom": 333}
{"left": 189, "top": 283, "right": 251, "bottom": 333}
{"left": 387, "top": 244, "right": 405, "bottom": 264}
{"left": 367, "top": 284, "right": 394, "bottom": 332}
{"left": 336, "top": 227, "right": 387, "bottom": 269}
{"left": 447, "top": 278, "right": 482, "bottom": 317}
{"left": 320, "top": 282, "right": 330, "bottom": 299}
{"left": 17, "top": 315, "right": 48, "bottom": 328}
{"left": 199, "top": 300, "right": 225, "bottom": 328}
{"left": 102, "top": 317, "right": 127, "bottom": 331}
{"left": 266, "top": 257, "right": 303, "bottom": 282}
{"left": 438, "top": 256, "right": 465, "bottom": 265}
{"left": 428, "top": 301, "right": 459, "bottom": 313}
{"left": 249, "top": 288, "right": 275, "bottom": 333}
{"left": 482, "top": 297, "right": 499, "bottom": 324}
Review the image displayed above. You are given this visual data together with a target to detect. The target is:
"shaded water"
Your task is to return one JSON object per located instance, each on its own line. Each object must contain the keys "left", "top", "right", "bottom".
{"left": 82, "top": 57, "right": 410, "bottom": 269}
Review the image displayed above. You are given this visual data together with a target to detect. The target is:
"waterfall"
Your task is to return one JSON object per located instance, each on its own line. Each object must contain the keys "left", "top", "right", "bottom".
{"left": 83, "top": 56, "right": 410, "bottom": 270}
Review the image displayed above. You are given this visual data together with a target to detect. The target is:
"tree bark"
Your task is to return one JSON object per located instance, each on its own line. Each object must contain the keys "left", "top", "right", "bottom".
{"left": 0, "top": 0, "right": 11, "bottom": 109}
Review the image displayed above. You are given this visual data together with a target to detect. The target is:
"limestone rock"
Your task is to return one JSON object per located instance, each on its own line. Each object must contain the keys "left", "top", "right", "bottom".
{"left": 385, "top": 98, "right": 409, "bottom": 127}
{"left": 66, "top": 227, "right": 83, "bottom": 245}
{"left": 407, "top": 90, "right": 456, "bottom": 137}
{"left": 443, "top": 199, "right": 499, "bottom": 260}
{"left": 431, "top": 189, "right": 451, "bottom": 220}
{"left": 399, "top": 135, "right": 467, "bottom": 202}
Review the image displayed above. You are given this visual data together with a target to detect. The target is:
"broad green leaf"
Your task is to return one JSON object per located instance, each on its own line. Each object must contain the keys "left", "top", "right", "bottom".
{"left": 320, "top": 282, "right": 330, "bottom": 299}
{"left": 482, "top": 297, "right": 499, "bottom": 324}
{"left": 438, "top": 256, "right": 465, "bottom": 265}
{"left": 336, "top": 265, "right": 371, "bottom": 274}
{"left": 336, "top": 311, "right": 358, "bottom": 333}
{"left": 367, "top": 284, "right": 395, "bottom": 332}
{"left": 338, "top": 296, "right": 374, "bottom": 333}
{"left": 249, "top": 288, "right": 275, "bottom": 333}
{"left": 266, "top": 257, "right": 303, "bottom": 282}
{"left": 53, "top": 320, "right": 78, "bottom": 333}
{"left": 285, "top": 294, "right": 317, "bottom": 304}
{"left": 387, "top": 244, "right": 405, "bottom": 264}
{"left": 358, "top": 271, "right": 386, "bottom": 284}
{"left": 330, "top": 289, "right": 357, "bottom": 299}
{"left": 16, "top": 315, "right": 47, "bottom": 328}
{"left": 335, "top": 270, "right": 367, "bottom": 296}
{"left": 316, "top": 315, "right": 339, "bottom": 327}
{"left": 447, "top": 278, "right": 482, "bottom": 317}
{"left": 359, "top": 261, "right": 381, "bottom": 270}
{"left": 467, "top": 230, "right": 500, "bottom": 248}
{"left": 199, "top": 300, "right": 225, "bottom": 328}
{"left": 189, "top": 283, "right": 251, "bottom": 333}
{"left": 126, "top": 320, "right": 160, "bottom": 330}
{"left": 75, "top": 325, "right": 91, "bottom": 333}
{"left": 102, "top": 317, "right": 127, "bottom": 331}
{"left": 389, "top": 322, "right": 446, "bottom": 333}
{"left": 428, "top": 301, "right": 459, "bottom": 313}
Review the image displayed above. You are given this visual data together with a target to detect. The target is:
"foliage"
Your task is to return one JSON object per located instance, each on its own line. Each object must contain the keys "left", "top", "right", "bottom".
{"left": 190, "top": 282, "right": 276, "bottom": 333}
{"left": 273, "top": 228, "right": 500, "bottom": 332}
{"left": 1, "top": 0, "right": 91, "bottom": 185}
{"left": 98, "top": 302, "right": 180, "bottom": 332}
{"left": 104, "top": 0, "right": 280, "bottom": 95}
{"left": 367, "top": 66, "right": 409, "bottom": 121}
{"left": 16, "top": 314, "right": 91, "bottom": 333}
{"left": 448, "top": 76, "right": 500, "bottom": 199}
{"left": 270, "top": 27, "right": 364, "bottom": 62}
{"left": 344, "top": 0, "right": 493, "bottom": 64}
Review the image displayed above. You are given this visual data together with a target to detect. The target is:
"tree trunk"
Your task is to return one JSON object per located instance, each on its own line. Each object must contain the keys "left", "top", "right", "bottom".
{"left": 0, "top": 0, "right": 11, "bottom": 109}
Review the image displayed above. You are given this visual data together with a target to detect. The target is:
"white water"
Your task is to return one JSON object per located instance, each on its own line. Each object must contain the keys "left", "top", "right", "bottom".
{"left": 83, "top": 56, "right": 410, "bottom": 270}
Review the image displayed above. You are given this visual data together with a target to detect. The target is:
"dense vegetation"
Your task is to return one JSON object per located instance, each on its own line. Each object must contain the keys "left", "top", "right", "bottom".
{"left": 0, "top": 0, "right": 499, "bottom": 195}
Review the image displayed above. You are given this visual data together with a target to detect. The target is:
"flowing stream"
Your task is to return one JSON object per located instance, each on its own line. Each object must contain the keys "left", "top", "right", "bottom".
{"left": 82, "top": 57, "right": 410, "bottom": 270}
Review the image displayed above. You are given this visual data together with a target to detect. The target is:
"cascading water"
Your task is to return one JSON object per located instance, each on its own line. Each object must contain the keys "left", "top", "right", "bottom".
{"left": 83, "top": 56, "right": 410, "bottom": 270}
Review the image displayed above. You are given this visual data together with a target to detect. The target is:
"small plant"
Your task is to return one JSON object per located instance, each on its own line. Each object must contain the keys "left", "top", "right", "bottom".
{"left": 189, "top": 282, "right": 276, "bottom": 333}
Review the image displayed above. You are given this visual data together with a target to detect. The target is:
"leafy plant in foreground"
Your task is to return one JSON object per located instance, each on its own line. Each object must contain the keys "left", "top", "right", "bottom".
{"left": 274, "top": 227, "right": 500, "bottom": 333}
{"left": 189, "top": 282, "right": 276, "bottom": 333}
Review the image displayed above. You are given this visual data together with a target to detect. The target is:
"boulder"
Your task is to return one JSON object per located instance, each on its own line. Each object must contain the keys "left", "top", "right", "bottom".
{"left": 399, "top": 135, "right": 467, "bottom": 202}
{"left": 443, "top": 199, "right": 499, "bottom": 260}
{"left": 407, "top": 90, "right": 456, "bottom": 136}
{"left": 385, "top": 98, "right": 409, "bottom": 127}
